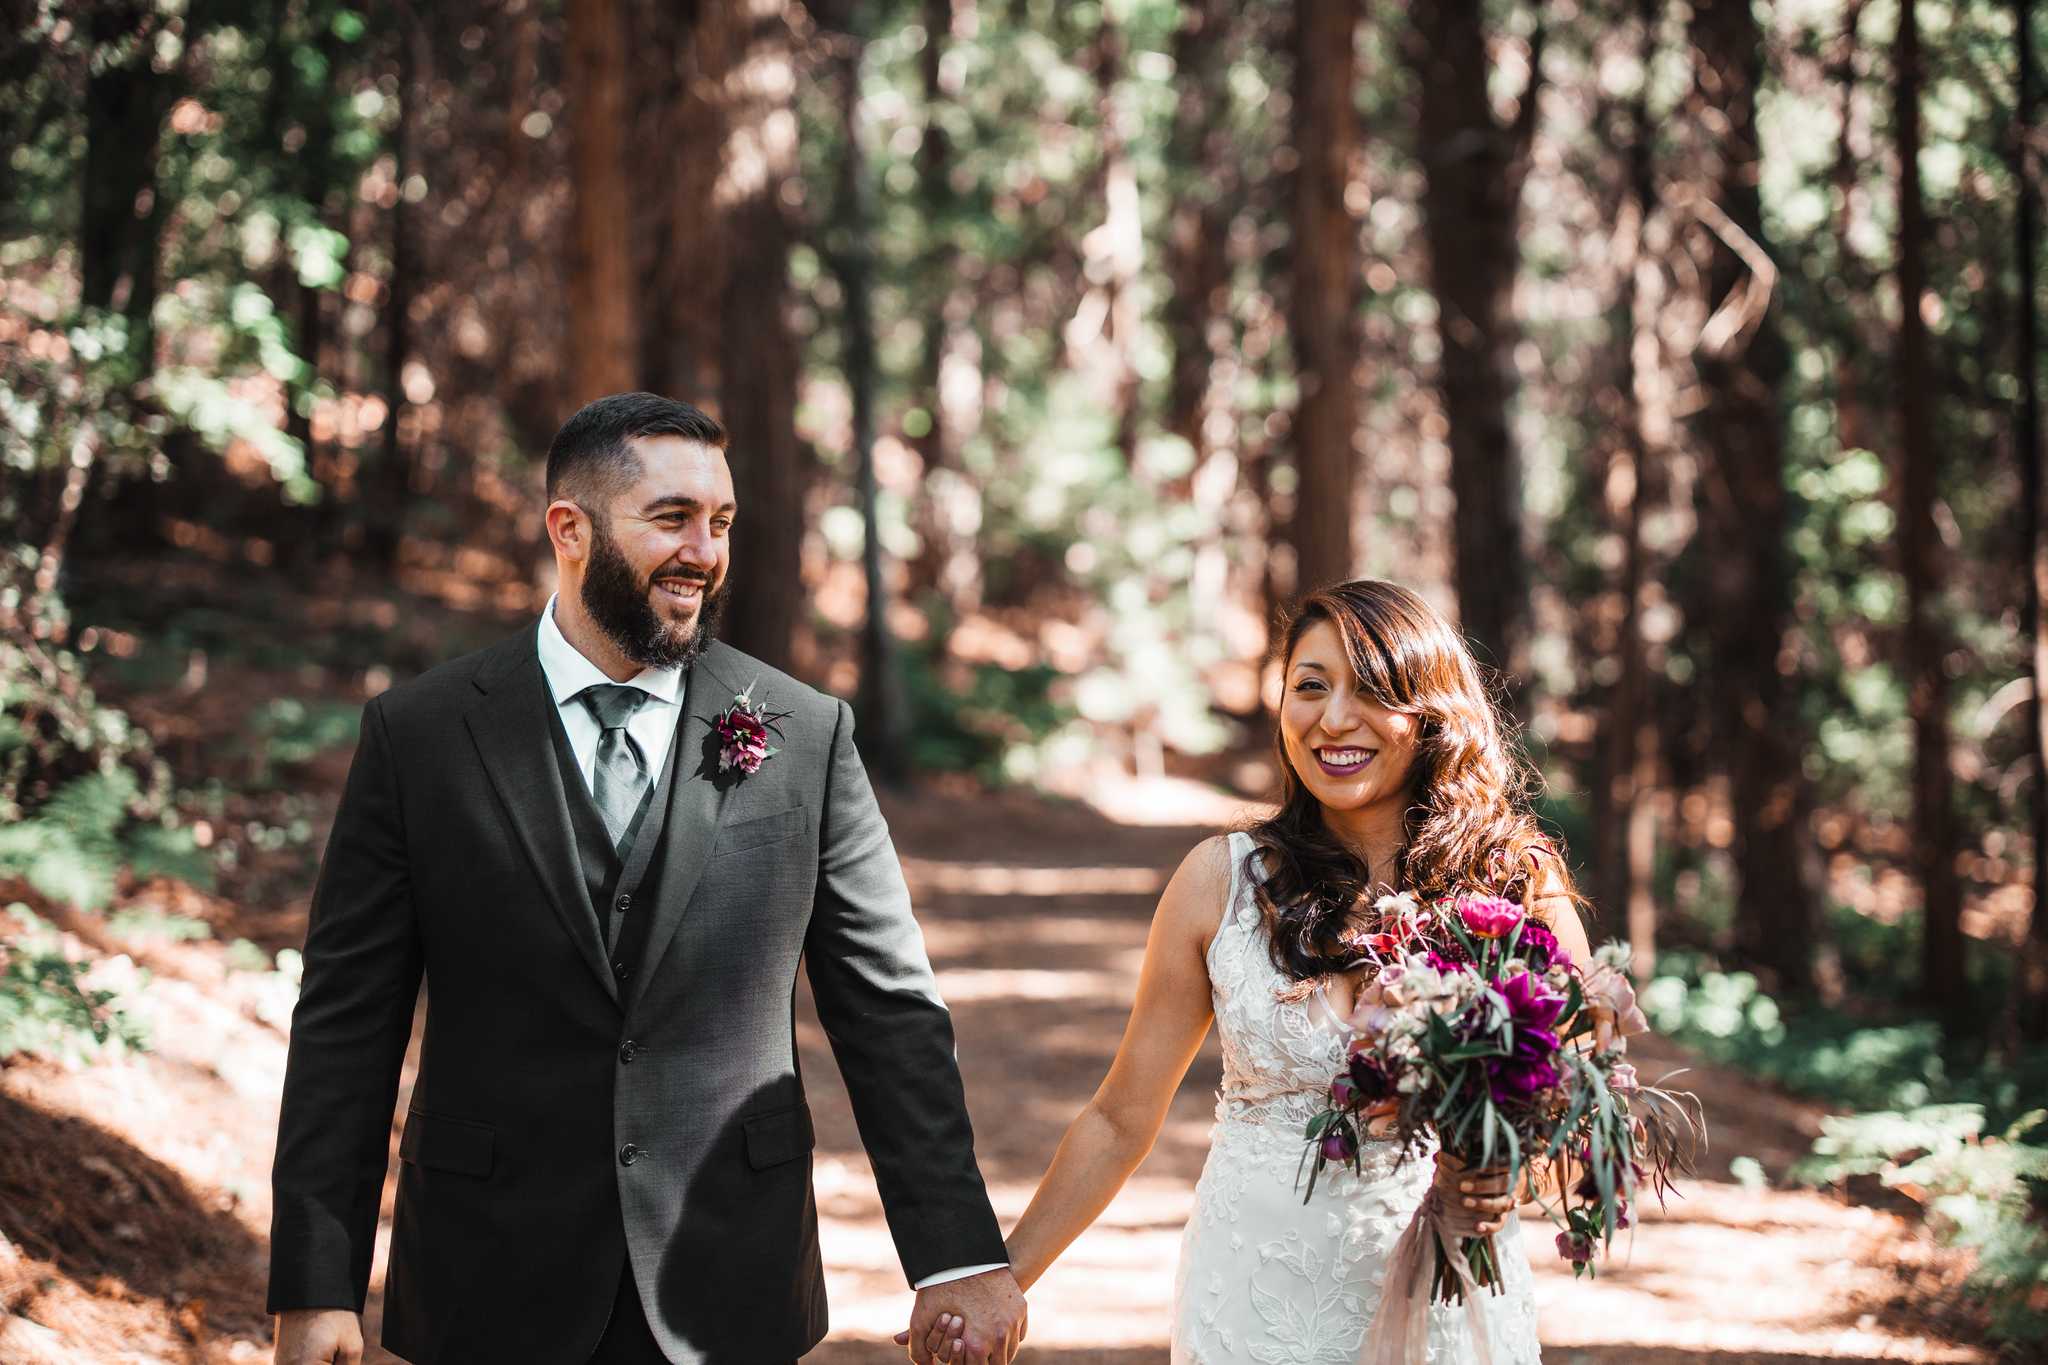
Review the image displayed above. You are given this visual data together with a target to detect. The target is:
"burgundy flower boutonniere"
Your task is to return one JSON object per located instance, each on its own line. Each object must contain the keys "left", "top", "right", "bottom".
{"left": 713, "top": 682, "right": 793, "bottom": 776}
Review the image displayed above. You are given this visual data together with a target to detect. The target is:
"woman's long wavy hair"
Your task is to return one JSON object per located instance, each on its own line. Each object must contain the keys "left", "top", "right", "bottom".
{"left": 1245, "top": 579, "right": 1581, "bottom": 985}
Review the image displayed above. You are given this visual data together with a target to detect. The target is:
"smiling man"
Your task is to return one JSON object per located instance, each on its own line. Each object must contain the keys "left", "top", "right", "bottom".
{"left": 268, "top": 393, "right": 1025, "bottom": 1365}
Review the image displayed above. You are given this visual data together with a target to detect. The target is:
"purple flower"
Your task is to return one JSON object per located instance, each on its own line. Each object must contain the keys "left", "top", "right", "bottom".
{"left": 714, "top": 687, "right": 784, "bottom": 775}
{"left": 1322, "top": 1129, "right": 1358, "bottom": 1162}
{"left": 1517, "top": 920, "right": 1564, "bottom": 972}
{"left": 1457, "top": 894, "right": 1524, "bottom": 940}
{"left": 1330, "top": 1075, "right": 1356, "bottom": 1108}
{"left": 1498, "top": 970, "right": 1567, "bottom": 1032}
{"left": 1555, "top": 1230, "right": 1596, "bottom": 1265}
{"left": 1347, "top": 1052, "right": 1395, "bottom": 1105}
{"left": 1485, "top": 971, "right": 1567, "bottom": 1103}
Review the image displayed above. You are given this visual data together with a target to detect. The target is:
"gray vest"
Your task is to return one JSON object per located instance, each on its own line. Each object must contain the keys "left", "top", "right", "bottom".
{"left": 544, "top": 693, "right": 684, "bottom": 959}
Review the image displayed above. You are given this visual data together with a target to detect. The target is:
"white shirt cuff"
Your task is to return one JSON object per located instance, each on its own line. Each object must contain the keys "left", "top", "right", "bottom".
{"left": 913, "top": 1263, "right": 1009, "bottom": 1290}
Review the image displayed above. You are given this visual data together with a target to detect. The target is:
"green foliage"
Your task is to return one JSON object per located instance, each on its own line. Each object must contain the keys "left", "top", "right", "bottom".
{"left": 898, "top": 627, "right": 1070, "bottom": 782}
{"left": 1646, "top": 951, "right": 2048, "bottom": 1346}
{"left": 246, "top": 695, "right": 362, "bottom": 781}
{"left": 1798, "top": 1106, "right": 2048, "bottom": 1345}
{"left": 0, "top": 904, "right": 148, "bottom": 1063}
{"left": 0, "top": 766, "right": 212, "bottom": 911}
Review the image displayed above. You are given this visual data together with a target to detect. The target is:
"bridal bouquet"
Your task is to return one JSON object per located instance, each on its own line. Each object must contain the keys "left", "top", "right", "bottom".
{"left": 1301, "top": 890, "right": 1702, "bottom": 1358}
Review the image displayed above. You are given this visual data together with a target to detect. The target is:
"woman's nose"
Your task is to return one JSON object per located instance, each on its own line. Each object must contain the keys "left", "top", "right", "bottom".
{"left": 1320, "top": 691, "right": 1363, "bottom": 735}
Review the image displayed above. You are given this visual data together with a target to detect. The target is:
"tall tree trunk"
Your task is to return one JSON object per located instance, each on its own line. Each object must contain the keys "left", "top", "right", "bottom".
{"left": 1609, "top": 0, "right": 1667, "bottom": 978}
{"left": 1163, "top": 0, "right": 1231, "bottom": 461}
{"left": 1410, "top": 1, "right": 1541, "bottom": 700}
{"left": 2019, "top": 0, "right": 2048, "bottom": 1040}
{"left": 80, "top": 1, "right": 180, "bottom": 368}
{"left": 1286, "top": 0, "right": 1361, "bottom": 596}
{"left": 717, "top": 0, "right": 806, "bottom": 669}
{"left": 1689, "top": 0, "right": 1816, "bottom": 993}
{"left": 637, "top": 0, "right": 732, "bottom": 405}
{"left": 829, "top": 26, "right": 906, "bottom": 783}
{"left": 367, "top": 0, "right": 423, "bottom": 573}
{"left": 1896, "top": 0, "right": 1963, "bottom": 1012}
{"left": 567, "top": 0, "right": 638, "bottom": 403}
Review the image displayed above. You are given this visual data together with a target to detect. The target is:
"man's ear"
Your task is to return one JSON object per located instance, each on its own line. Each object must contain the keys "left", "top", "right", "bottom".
{"left": 546, "top": 499, "right": 591, "bottom": 564}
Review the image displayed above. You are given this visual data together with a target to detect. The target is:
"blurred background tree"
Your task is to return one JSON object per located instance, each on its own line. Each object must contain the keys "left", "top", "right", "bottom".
{"left": 1, "top": 0, "right": 2045, "bottom": 1343}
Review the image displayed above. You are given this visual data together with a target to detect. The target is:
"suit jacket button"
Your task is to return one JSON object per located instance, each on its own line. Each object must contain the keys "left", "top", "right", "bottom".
{"left": 612, "top": 960, "right": 630, "bottom": 980}
{"left": 619, "top": 1039, "right": 637, "bottom": 1064}
{"left": 619, "top": 1143, "right": 642, "bottom": 1166}
{"left": 616, "top": 894, "right": 632, "bottom": 913}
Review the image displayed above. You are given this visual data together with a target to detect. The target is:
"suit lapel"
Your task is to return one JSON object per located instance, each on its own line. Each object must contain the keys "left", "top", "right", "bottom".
{"left": 624, "top": 644, "right": 745, "bottom": 1013}
{"left": 464, "top": 625, "right": 621, "bottom": 1007}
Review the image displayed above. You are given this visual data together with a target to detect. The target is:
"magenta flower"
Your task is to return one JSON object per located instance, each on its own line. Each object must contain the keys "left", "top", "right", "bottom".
{"left": 1321, "top": 1128, "right": 1358, "bottom": 1162}
{"left": 1517, "top": 919, "right": 1565, "bottom": 971}
{"left": 1485, "top": 971, "right": 1567, "bottom": 1104}
{"left": 713, "top": 684, "right": 788, "bottom": 776}
{"left": 1457, "top": 894, "right": 1524, "bottom": 939}
{"left": 1555, "top": 1230, "right": 1595, "bottom": 1265}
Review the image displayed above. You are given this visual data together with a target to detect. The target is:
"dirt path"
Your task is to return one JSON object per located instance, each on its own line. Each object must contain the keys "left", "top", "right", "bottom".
{"left": 0, "top": 779, "right": 1994, "bottom": 1364}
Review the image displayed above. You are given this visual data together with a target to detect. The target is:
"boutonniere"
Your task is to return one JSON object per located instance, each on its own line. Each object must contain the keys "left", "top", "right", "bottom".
{"left": 713, "top": 681, "right": 793, "bottom": 776}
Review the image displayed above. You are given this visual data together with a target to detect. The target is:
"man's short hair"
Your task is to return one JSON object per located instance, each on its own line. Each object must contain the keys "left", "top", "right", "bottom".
{"left": 545, "top": 392, "right": 728, "bottom": 506}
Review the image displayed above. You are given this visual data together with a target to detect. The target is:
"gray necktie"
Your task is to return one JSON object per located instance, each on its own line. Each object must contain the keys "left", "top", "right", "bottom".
{"left": 578, "top": 684, "right": 651, "bottom": 850}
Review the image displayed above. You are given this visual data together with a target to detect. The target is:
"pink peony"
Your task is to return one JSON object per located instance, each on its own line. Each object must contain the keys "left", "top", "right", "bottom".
{"left": 1457, "top": 894, "right": 1524, "bottom": 939}
{"left": 1581, "top": 961, "right": 1651, "bottom": 1040}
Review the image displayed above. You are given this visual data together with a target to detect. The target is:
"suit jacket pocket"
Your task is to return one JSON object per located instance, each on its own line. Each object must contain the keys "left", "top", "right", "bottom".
{"left": 399, "top": 1107, "right": 495, "bottom": 1178}
{"left": 710, "top": 805, "right": 806, "bottom": 858}
{"left": 742, "top": 1101, "right": 816, "bottom": 1170}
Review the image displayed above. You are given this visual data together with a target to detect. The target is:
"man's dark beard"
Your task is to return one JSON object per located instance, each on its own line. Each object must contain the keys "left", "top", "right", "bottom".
{"left": 580, "top": 513, "right": 728, "bottom": 670}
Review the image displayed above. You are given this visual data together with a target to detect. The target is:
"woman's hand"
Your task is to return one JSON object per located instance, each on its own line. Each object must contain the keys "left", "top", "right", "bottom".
{"left": 1432, "top": 1151, "right": 1516, "bottom": 1240}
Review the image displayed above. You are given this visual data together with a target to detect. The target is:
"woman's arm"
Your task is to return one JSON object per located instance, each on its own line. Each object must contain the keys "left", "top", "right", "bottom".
{"left": 1002, "top": 836, "right": 1231, "bottom": 1291}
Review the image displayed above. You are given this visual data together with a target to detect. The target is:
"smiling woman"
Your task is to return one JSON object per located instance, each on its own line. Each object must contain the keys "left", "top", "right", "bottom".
{"left": 1248, "top": 578, "right": 1581, "bottom": 989}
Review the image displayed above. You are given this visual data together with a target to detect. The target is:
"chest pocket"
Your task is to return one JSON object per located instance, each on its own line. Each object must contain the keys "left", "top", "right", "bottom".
{"left": 710, "top": 805, "right": 806, "bottom": 858}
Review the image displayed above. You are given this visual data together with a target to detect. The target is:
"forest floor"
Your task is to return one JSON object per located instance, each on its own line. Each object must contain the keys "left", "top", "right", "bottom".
{"left": 0, "top": 642, "right": 2005, "bottom": 1364}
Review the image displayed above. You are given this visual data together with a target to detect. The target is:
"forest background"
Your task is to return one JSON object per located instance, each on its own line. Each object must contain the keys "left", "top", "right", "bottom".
{"left": 2, "top": 0, "right": 2046, "bottom": 1358}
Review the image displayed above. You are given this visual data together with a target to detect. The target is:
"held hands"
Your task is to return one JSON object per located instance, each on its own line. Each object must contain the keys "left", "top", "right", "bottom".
{"left": 274, "top": 1309, "right": 363, "bottom": 1365}
{"left": 891, "top": 1267, "right": 1028, "bottom": 1365}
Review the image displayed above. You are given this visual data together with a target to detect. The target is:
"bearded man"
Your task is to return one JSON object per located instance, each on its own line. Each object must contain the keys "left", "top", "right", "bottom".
{"left": 268, "top": 393, "right": 1026, "bottom": 1364}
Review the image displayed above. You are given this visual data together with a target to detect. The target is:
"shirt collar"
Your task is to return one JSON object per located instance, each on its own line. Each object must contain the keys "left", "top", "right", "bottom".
{"left": 536, "top": 593, "right": 684, "bottom": 708}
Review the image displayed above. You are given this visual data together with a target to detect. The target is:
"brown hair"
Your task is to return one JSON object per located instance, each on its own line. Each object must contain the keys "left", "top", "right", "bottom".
{"left": 1244, "top": 579, "right": 1581, "bottom": 984}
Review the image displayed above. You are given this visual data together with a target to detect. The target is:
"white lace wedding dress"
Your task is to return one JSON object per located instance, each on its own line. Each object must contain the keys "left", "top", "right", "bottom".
{"left": 1170, "top": 832, "right": 1543, "bottom": 1363}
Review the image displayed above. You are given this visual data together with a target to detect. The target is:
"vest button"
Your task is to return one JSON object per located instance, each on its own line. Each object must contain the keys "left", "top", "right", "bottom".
{"left": 616, "top": 893, "right": 632, "bottom": 913}
{"left": 619, "top": 1039, "right": 638, "bottom": 1064}
{"left": 619, "top": 1143, "right": 642, "bottom": 1166}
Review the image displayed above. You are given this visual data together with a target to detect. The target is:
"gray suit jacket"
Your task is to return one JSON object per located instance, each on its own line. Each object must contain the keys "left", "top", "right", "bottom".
{"left": 268, "top": 627, "right": 1005, "bottom": 1363}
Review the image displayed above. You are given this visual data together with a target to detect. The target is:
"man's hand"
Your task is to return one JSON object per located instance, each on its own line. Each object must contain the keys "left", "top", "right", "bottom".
{"left": 892, "top": 1267, "right": 1027, "bottom": 1365}
{"left": 274, "top": 1309, "right": 363, "bottom": 1365}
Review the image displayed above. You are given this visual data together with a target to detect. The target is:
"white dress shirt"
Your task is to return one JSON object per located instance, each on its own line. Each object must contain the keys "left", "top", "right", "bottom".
{"left": 533, "top": 598, "right": 1004, "bottom": 1292}
{"left": 537, "top": 594, "right": 685, "bottom": 793}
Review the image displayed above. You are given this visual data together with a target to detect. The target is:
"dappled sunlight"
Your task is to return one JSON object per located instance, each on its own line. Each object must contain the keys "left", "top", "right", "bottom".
{"left": 933, "top": 966, "right": 1140, "bottom": 1004}
{"left": 902, "top": 858, "right": 1168, "bottom": 898}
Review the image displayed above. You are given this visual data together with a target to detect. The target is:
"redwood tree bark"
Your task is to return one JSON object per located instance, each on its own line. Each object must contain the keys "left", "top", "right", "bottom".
{"left": 80, "top": 1, "right": 182, "bottom": 366}
{"left": 1689, "top": 0, "right": 1817, "bottom": 993}
{"left": 1164, "top": 0, "right": 1232, "bottom": 462}
{"left": 1286, "top": 0, "right": 1362, "bottom": 596}
{"left": 716, "top": 0, "right": 806, "bottom": 669}
{"left": 1408, "top": 0, "right": 1541, "bottom": 697}
{"left": 566, "top": 0, "right": 638, "bottom": 403}
{"left": 2018, "top": 0, "right": 2048, "bottom": 1039}
{"left": 1895, "top": 0, "right": 1964, "bottom": 1012}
